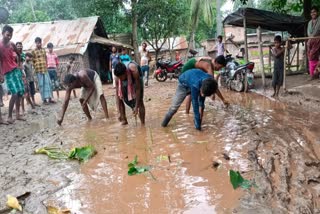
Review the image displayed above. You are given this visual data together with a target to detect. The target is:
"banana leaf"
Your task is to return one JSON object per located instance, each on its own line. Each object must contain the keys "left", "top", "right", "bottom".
{"left": 229, "top": 170, "right": 254, "bottom": 190}
{"left": 35, "top": 145, "right": 96, "bottom": 162}
{"left": 127, "top": 156, "right": 149, "bottom": 176}
{"left": 68, "top": 145, "right": 96, "bottom": 162}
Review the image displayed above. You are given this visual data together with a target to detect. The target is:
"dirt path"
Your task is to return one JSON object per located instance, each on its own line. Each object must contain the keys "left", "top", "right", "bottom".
{"left": 0, "top": 79, "right": 319, "bottom": 213}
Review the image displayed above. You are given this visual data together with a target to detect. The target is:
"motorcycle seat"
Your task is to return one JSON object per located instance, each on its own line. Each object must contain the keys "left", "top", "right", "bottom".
{"left": 235, "top": 64, "right": 247, "bottom": 70}
{"left": 168, "top": 61, "right": 180, "bottom": 67}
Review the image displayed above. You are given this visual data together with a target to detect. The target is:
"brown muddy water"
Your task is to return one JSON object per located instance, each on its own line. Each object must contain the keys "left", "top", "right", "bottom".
{"left": 1, "top": 80, "right": 319, "bottom": 214}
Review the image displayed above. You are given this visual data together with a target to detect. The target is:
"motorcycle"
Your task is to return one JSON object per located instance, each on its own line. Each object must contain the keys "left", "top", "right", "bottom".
{"left": 154, "top": 59, "right": 184, "bottom": 82}
{"left": 220, "top": 54, "right": 255, "bottom": 92}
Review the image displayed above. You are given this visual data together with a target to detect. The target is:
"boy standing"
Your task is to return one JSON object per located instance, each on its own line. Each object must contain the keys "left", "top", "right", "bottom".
{"left": 270, "top": 35, "right": 285, "bottom": 97}
{"left": 46, "top": 42, "right": 60, "bottom": 99}
{"left": 24, "top": 52, "right": 38, "bottom": 106}
{"left": 140, "top": 42, "right": 150, "bottom": 87}
{"left": 0, "top": 25, "right": 25, "bottom": 123}
{"left": 32, "top": 37, "right": 54, "bottom": 104}
{"left": 109, "top": 46, "right": 120, "bottom": 88}
{"left": 161, "top": 69, "right": 218, "bottom": 131}
{"left": 120, "top": 49, "right": 131, "bottom": 66}
{"left": 215, "top": 35, "right": 225, "bottom": 57}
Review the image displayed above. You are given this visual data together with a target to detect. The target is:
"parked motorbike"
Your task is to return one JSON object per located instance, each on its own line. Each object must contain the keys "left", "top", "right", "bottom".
{"left": 220, "top": 54, "right": 255, "bottom": 92}
{"left": 154, "top": 59, "right": 184, "bottom": 82}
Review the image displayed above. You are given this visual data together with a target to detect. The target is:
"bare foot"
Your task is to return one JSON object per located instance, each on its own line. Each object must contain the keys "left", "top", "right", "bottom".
{"left": 7, "top": 118, "right": 14, "bottom": 124}
{"left": 0, "top": 120, "right": 9, "bottom": 125}
{"left": 16, "top": 115, "right": 26, "bottom": 121}
{"left": 121, "top": 119, "right": 128, "bottom": 125}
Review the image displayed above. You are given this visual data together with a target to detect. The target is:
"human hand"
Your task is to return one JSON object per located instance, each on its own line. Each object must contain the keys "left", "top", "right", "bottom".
{"left": 133, "top": 108, "right": 138, "bottom": 116}
{"left": 82, "top": 101, "right": 88, "bottom": 109}
{"left": 57, "top": 118, "right": 63, "bottom": 126}
{"left": 0, "top": 75, "right": 4, "bottom": 83}
{"left": 223, "top": 100, "right": 230, "bottom": 107}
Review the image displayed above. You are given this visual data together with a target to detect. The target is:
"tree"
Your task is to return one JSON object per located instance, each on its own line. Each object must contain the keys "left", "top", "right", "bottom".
{"left": 233, "top": 0, "right": 319, "bottom": 19}
{"left": 187, "top": 0, "right": 214, "bottom": 55}
{"left": 137, "top": 0, "right": 188, "bottom": 59}
{"left": 71, "top": 0, "right": 131, "bottom": 34}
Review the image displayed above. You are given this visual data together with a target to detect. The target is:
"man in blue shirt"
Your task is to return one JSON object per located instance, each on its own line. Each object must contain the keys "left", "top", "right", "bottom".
{"left": 161, "top": 69, "right": 218, "bottom": 130}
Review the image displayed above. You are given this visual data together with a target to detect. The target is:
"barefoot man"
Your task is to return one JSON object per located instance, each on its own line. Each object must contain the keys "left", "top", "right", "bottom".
{"left": 57, "top": 69, "right": 109, "bottom": 125}
{"left": 114, "top": 62, "right": 145, "bottom": 125}
{"left": 0, "top": 25, "right": 25, "bottom": 124}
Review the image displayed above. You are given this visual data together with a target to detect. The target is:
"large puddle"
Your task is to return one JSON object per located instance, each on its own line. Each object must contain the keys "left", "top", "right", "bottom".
{"left": 27, "top": 82, "right": 320, "bottom": 213}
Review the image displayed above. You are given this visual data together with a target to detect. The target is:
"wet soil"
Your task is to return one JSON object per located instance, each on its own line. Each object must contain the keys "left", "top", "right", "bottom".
{"left": 0, "top": 77, "right": 319, "bottom": 214}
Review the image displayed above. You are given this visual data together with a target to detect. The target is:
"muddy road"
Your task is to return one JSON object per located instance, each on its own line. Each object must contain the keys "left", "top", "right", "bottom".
{"left": 0, "top": 80, "right": 319, "bottom": 214}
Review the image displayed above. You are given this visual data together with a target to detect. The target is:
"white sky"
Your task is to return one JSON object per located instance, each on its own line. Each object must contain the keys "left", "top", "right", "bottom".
{"left": 221, "top": 0, "right": 234, "bottom": 13}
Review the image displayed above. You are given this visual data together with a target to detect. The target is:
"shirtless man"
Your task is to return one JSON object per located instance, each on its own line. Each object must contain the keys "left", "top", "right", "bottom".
{"left": 182, "top": 55, "right": 229, "bottom": 114}
{"left": 57, "top": 69, "right": 109, "bottom": 125}
{"left": 114, "top": 62, "right": 145, "bottom": 125}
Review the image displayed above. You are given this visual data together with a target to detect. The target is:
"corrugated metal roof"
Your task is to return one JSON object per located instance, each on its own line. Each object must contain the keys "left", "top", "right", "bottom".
{"left": 143, "top": 36, "right": 188, "bottom": 52}
{"left": 90, "top": 35, "right": 133, "bottom": 49}
{"left": 2, "top": 16, "right": 100, "bottom": 55}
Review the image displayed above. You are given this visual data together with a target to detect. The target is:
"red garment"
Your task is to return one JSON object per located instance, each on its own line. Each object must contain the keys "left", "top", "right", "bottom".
{"left": 46, "top": 52, "right": 59, "bottom": 68}
{"left": 0, "top": 41, "right": 18, "bottom": 75}
{"left": 118, "top": 69, "right": 135, "bottom": 101}
{"left": 308, "top": 38, "right": 320, "bottom": 61}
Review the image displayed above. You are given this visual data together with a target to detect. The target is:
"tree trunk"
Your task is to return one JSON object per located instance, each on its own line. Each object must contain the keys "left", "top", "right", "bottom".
{"left": 29, "top": 0, "right": 37, "bottom": 21}
{"left": 257, "top": 26, "right": 265, "bottom": 87}
{"left": 216, "top": 0, "right": 222, "bottom": 36}
{"left": 131, "top": 0, "right": 140, "bottom": 63}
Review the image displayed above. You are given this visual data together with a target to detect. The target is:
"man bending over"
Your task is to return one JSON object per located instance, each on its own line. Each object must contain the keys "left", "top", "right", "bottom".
{"left": 57, "top": 69, "right": 109, "bottom": 125}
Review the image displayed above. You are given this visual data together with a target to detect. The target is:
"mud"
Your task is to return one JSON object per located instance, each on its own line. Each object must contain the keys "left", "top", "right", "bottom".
{"left": 0, "top": 77, "right": 319, "bottom": 214}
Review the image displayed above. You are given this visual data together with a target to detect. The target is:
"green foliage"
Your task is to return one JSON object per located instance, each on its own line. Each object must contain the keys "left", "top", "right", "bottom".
{"left": 3, "top": 0, "right": 76, "bottom": 24}
{"left": 194, "top": 11, "right": 216, "bottom": 45}
{"left": 71, "top": 0, "right": 131, "bottom": 34}
{"left": 127, "top": 155, "right": 149, "bottom": 176}
{"left": 137, "top": 0, "right": 188, "bottom": 51}
{"left": 68, "top": 145, "right": 96, "bottom": 162}
{"left": 35, "top": 145, "right": 96, "bottom": 162}
{"left": 229, "top": 170, "right": 255, "bottom": 190}
{"left": 34, "top": 147, "right": 69, "bottom": 159}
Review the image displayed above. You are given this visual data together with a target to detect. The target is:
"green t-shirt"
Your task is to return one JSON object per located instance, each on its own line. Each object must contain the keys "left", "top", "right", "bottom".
{"left": 181, "top": 58, "right": 197, "bottom": 73}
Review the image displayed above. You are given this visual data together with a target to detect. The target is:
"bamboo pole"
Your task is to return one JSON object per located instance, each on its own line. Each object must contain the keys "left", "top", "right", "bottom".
{"left": 257, "top": 26, "right": 265, "bottom": 87}
{"left": 268, "top": 48, "right": 272, "bottom": 74}
{"left": 283, "top": 41, "right": 289, "bottom": 91}
{"left": 297, "top": 42, "right": 300, "bottom": 72}
{"left": 289, "top": 35, "right": 320, "bottom": 40}
{"left": 243, "top": 17, "right": 248, "bottom": 63}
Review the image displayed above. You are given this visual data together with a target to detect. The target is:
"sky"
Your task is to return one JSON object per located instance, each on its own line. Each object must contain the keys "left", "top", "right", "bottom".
{"left": 221, "top": 0, "right": 234, "bottom": 13}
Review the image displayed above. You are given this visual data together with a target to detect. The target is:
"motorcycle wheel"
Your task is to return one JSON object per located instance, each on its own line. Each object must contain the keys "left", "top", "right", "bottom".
{"left": 244, "top": 74, "right": 248, "bottom": 93}
{"left": 155, "top": 71, "right": 167, "bottom": 82}
{"left": 233, "top": 75, "right": 244, "bottom": 92}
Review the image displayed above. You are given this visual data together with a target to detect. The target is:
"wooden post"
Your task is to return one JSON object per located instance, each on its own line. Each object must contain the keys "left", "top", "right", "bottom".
{"left": 268, "top": 47, "right": 272, "bottom": 74}
{"left": 257, "top": 26, "right": 265, "bottom": 87}
{"left": 297, "top": 42, "right": 300, "bottom": 72}
{"left": 287, "top": 43, "right": 291, "bottom": 73}
{"left": 283, "top": 41, "right": 289, "bottom": 91}
{"left": 243, "top": 17, "right": 249, "bottom": 63}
